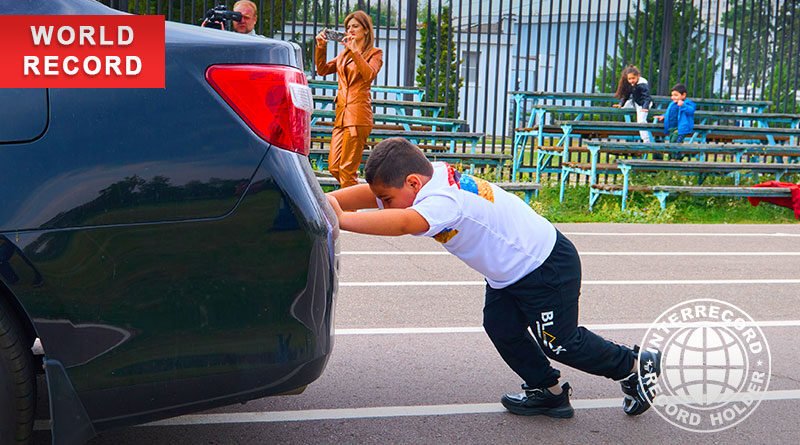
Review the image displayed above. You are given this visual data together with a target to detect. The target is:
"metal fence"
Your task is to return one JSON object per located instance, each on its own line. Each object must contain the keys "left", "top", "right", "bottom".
{"left": 104, "top": 0, "right": 799, "bottom": 158}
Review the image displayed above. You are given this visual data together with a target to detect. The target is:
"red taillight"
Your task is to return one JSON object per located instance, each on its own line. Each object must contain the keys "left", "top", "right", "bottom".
{"left": 206, "top": 64, "right": 312, "bottom": 155}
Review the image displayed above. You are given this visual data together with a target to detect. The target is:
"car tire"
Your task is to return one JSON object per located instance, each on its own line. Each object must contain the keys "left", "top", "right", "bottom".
{"left": 0, "top": 298, "right": 36, "bottom": 444}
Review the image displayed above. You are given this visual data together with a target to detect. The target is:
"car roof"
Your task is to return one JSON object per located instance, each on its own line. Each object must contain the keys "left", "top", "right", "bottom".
{"left": 7, "top": 0, "right": 125, "bottom": 15}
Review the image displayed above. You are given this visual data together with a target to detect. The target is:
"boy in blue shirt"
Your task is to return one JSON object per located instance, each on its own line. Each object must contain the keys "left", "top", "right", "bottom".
{"left": 657, "top": 83, "right": 696, "bottom": 143}
{"left": 326, "top": 137, "right": 662, "bottom": 419}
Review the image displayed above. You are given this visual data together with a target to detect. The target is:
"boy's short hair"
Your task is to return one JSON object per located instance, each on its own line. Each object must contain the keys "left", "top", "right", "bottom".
{"left": 671, "top": 83, "right": 688, "bottom": 95}
{"left": 365, "top": 137, "right": 434, "bottom": 187}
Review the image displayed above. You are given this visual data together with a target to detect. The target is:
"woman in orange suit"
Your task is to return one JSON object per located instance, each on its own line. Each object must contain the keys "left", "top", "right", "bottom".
{"left": 315, "top": 11, "right": 383, "bottom": 187}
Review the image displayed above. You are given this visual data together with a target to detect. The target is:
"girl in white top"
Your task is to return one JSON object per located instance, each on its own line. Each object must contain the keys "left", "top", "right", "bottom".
{"left": 613, "top": 65, "right": 654, "bottom": 143}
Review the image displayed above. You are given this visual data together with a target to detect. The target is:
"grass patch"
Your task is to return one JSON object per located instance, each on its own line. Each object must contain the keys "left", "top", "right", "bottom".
{"left": 526, "top": 183, "right": 798, "bottom": 224}
{"left": 529, "top": 185, "right": 675, "bottom": 223}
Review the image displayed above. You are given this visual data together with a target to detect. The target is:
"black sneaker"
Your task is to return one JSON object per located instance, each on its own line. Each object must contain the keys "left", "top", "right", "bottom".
{"left": 501, "top": 382, "right": 574, "bottom": 418}
{"left": 621, "top": 345, "right": 662, "bottom": 416}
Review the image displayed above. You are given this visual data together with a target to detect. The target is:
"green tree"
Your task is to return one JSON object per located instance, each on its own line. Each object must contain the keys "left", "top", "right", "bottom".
{"left": 723, "top": 0, "right": 799, "bottom": 113}
{"left": 721, "top": 0, "right": 773, "bottom": 97}
{"left": 347, "top": 1, "right": 398, "bottom": 27}
{"left": 595, "top": 0, "right": 718, "bottom": 98}
{"left": 765, "top": 0, "right": 799, "bottom": 113}
{"left": 248, "top": 0, "right": 294, "bottom": 37}
{"left": 416, "top": 4, "right": 462, "bottom": 118}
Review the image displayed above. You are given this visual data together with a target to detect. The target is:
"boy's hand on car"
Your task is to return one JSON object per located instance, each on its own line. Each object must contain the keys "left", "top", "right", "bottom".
{"left": 656, "top": 115, "right": 664, "bottom": 122}
{"left": 326, "top": 195, "right": 344, "bottom": 220}
{"left": 612, "top": 104, "right": 621, "bottom": 108}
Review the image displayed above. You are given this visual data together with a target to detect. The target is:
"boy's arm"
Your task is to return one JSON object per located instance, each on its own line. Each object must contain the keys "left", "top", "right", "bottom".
{"left": 326, "top": 196, "right": 429, "bottom": 235}
{"left": 326, "top": 186, "right": 429, "bottom": 235}
{"left": 334, "top": 206, "right": 430, "bottom": 236}
{"left": 328, "top": 184, "right": 378, "bottom": 211}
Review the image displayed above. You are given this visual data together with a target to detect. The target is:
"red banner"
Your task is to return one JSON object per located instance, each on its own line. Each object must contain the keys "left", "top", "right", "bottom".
{"left": 0, "top": 15, "right": 165, "bottom": 88}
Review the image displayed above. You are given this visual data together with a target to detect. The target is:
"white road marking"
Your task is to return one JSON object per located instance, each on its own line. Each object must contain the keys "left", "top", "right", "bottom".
{"left": 37, "top": 389, "right": 790, "bottom": 428}
{"left": 334, "top": 319, "right": 800, "bottom": 335}
{"left": 561, "top": 232, "right": 800, "bottom": 237}
{"left": 339, "top": 279, "right": 800, "bottom": 287}
{"left": 340, "top": 251, "right": 800, "bottom": 256}
{"left": 576, "top": 251, "right": 800, "bottom": 256}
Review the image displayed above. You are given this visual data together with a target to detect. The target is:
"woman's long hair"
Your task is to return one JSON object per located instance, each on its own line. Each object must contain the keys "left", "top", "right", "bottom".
{"left": 614, "top": 65, "right": 640, "bottom": 100}
{"left": 344, "top": 10, "right": 375, "bottom": 54}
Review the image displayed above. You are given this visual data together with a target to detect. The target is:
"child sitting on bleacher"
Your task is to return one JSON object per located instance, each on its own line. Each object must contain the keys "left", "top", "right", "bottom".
{"left": 612, "top": 65, "right": 653, "bottom": 143}
{"left": 656, "top": 83, "right": 696, "bottom": 143}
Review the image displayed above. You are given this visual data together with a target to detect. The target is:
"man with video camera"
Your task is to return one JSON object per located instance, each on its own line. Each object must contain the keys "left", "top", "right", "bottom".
{"left": 231, "top": 1, "right": 262, "bottom": 37}
{"left": 201, "top": 1, "right": 264, "bottom": 37}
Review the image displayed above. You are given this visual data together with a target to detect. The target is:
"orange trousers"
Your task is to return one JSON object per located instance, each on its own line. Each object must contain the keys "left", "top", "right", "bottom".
{"left": 329, "top": 125, "right": 371, "bottom": 188}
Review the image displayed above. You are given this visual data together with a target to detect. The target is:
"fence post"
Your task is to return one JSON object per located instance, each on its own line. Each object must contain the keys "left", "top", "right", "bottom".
{"left": 658, "top": 0, "right": 674, "bottom": 95}
{"left": 403, "top": 0, "right": 418, "bottom": 102}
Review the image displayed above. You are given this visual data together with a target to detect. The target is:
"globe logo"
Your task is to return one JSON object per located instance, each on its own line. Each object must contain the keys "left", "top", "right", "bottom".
{"left": 641, "top": 299, "right": 771, "bottom": 433}
{"left": 662, "top": 327, "right": 748, "bottom": 408}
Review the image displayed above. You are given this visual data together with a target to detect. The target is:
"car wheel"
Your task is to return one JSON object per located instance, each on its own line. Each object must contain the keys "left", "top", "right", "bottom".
{"left": 0, "top": 298, "right": 36, "bottom": 444}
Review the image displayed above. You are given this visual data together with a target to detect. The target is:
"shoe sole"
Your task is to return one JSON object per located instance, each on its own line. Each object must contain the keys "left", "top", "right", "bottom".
{"left": 501, "top": 400, "right": 575, "bottom": 418}
{"left": 621, "top": 380, "right": 652, "bottom": 416}
{"left": 622, "top": 395, "right": 651, "bottom": 416}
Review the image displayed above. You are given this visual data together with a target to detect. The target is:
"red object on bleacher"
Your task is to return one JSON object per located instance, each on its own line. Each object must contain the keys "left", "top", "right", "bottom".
{"left": 747, "top": 181, "right": 800, "bottom": 219}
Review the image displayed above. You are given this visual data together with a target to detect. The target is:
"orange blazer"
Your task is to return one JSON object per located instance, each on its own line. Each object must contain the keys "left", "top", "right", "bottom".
{"left": 315, "top": 45, "right": 383, "bottom": 127}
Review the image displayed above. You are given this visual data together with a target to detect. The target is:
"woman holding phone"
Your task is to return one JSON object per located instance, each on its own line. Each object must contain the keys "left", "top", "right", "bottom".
{"left": 315, "top": 11, "right": 383, "bottom": 187}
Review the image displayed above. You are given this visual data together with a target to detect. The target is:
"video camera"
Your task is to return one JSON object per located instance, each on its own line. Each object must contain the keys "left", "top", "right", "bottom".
{"left": 201, "top": 4, "right": 243, "bottom": 31}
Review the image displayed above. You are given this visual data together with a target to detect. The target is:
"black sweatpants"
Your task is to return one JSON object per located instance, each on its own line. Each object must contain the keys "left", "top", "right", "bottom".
{"left": 482, "top": 230, "right": 635, "bottom": 389}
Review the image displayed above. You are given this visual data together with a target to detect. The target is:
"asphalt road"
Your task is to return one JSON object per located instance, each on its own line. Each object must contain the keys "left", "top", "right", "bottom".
{"left": 33, "top": 223, "right": 800, "bottom": 444}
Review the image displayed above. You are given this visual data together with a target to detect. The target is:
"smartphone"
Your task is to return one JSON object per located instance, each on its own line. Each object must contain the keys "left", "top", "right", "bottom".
{"left": 324, "top": 29, "right": 346, "bottom": 43}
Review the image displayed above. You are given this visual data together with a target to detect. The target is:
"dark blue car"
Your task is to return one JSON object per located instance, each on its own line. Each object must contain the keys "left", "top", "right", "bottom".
{"left": 1, "top": 1, "right": 338, "bottom": 443}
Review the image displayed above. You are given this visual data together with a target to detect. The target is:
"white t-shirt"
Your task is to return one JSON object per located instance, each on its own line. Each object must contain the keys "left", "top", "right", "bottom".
{"left": 409, "top": 162, "right": 557, "bottom": 289}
